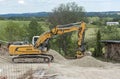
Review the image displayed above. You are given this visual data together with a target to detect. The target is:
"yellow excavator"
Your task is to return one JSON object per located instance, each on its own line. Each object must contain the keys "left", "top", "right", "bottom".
{"left": 9, "top": 22, "right": 86, "bottom": 63}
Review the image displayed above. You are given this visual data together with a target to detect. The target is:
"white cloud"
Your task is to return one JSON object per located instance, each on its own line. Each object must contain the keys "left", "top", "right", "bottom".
{"left": 18, "top": 0, "right": 25, "bottom": 4}
{"left": 0, "top": 0, "right": 4, "bottom": 2}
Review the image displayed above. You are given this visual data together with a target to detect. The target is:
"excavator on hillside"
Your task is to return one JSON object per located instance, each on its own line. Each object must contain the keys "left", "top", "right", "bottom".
{"left": 9, "top": 22, "right": 86, "bottom": 63}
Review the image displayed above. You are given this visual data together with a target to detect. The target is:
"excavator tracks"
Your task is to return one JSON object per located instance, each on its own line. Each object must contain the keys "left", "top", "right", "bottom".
{"left": 12, "top": 54, "right": 54, "bottom": 63}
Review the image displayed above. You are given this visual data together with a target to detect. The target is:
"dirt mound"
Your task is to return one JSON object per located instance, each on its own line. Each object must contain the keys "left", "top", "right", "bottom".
{"left": 48, "top": 49, "right": 106, "bottom": 67}
{"left": 68, "top": 56, "right": 106, "bottom": 67}
{"left": 48, "top": 49, "right": 66, "bottom": 63}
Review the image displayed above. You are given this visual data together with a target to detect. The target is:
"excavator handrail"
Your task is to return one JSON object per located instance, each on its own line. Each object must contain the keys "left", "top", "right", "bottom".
{"left": 57, "top": 22, "right": 81, "bottom": 28}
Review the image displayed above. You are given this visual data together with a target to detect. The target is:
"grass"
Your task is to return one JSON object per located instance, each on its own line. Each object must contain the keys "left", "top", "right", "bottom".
{"left": 86, "top": 24, "right": 98, "bottom": 28}
{"left": 0, "top": 20, "right": 49, "bottom": 31}
{"left": 0, "top": 20, "right": 29, "bottom": 29}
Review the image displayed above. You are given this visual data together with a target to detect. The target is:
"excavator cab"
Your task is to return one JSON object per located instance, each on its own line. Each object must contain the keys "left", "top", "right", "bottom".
{"left": 32, "top": 36, "right": 50, "bottom": 52}
{"left": 32, "top": 36, "right": 39, "bottom": 45}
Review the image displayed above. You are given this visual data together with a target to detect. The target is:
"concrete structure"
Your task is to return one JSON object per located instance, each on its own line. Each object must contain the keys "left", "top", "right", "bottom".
{"left": 106, "top": 22, "right": 119, "bottom": 26}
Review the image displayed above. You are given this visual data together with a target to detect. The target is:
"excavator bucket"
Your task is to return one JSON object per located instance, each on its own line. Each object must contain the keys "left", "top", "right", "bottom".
{"left": 75, "top": 51, "right": 84, "bottom": 58}
{"left": 75, "top": 45, "right": 85, "bottom": 58}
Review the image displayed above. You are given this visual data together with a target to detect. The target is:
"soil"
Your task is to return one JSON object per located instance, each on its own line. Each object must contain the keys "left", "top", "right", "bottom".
{"left": 68, "top": 56, "right": 106, "bottom": 67}
{"left": 0, "top": 49, "right": 120, "bottom": 79}
{"left": 48, "top": 49, "right": 66, "bottom": 63}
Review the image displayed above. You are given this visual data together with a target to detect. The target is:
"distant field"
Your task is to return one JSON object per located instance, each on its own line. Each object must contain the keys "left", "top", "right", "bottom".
{"left": 0, "top": 20, "right": 29, "bottom": 26}
{"left": 0, "top": 20, "right": 98, "bottom": 40}
{"left": 0, "top": 20, "right": 49, "bottom": 31}
{"left": 86, "top": 24, "right": 98, "bottom": 28}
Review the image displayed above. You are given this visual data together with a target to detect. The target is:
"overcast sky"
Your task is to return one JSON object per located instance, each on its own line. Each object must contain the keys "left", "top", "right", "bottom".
{"left": 0, "top": 0, "right": 120, "bottom": 14}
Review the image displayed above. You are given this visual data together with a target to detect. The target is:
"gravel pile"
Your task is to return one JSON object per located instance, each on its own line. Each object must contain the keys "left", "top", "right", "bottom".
{"left": 48, "top": 49, "right": 66, "bottom": 63}
{"left": 68, "top": 56, "right": 106, "bottom": 67}
{"left": 48, "top": 49, "right": 106, "bottom": 67}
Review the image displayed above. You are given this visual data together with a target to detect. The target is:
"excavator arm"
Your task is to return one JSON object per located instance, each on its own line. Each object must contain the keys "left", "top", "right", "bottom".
{"left": 34, "top": 22, "right": 86, "bottom": 54}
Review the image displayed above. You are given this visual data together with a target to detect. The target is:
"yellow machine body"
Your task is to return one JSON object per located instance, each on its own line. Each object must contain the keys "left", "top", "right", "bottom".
{"left": 9, "top": 44, "right": 42, "bottom": 55}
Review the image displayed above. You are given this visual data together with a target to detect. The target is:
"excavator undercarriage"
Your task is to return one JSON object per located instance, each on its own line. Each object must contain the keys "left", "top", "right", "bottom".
{"left": 12, "top": 54, "right": 54, "bottom": 63}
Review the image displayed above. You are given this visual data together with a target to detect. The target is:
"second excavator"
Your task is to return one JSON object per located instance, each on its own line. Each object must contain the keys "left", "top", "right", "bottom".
{"left": 9, "top": 22, "right": 86, "bottom": 63}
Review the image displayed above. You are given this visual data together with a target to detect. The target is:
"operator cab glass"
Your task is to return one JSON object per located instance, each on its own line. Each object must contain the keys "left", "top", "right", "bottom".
{"left": 32, "top": 36, "right": 39, "bottom": 45}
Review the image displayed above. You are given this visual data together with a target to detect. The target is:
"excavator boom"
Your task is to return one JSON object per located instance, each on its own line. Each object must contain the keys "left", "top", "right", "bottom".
{"left": 34, "top": 22, "right": 86, "bottom": 52}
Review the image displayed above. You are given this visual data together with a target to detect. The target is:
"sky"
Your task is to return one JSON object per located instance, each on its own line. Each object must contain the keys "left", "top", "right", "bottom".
{"left": 0, "top": 0, "right": 120, "bottom": 14}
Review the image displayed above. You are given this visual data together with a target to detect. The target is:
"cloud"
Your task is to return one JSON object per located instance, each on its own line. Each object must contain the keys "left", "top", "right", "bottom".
{"left": 0, "top": 0, "right": 4, "bottom": 2}
{"left": 18, "top": 0, "right": 25, "bottom": 4}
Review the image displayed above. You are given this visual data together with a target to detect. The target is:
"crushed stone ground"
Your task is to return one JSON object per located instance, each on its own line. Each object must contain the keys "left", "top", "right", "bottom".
{"left": 0, "top": 49, "right": 120, "bottom": 79}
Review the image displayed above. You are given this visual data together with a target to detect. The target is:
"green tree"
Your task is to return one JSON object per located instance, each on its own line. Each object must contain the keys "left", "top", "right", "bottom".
{"left": 4, "top": 21, "right": 25, "bottom": 41}
{"left": 100, "top": 25, "right": 120, "bottom": 40}
{"left": 93, "top": 30, "right": 102, "bottom": 57}
{"left": 48, "top": 2, "right": 86, "bottom": 56}
{"left": 49, "top": 2, "right": 86, "bottom": 26}
{"left": 27, "top": 19, "right": 44, "bottom": 42}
